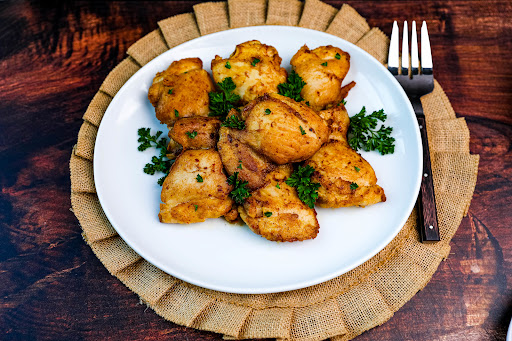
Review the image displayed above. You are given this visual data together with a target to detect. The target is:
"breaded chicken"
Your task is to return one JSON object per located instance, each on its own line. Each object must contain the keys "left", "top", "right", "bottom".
{"left": 217, "top": 125, "right": 276, "bottom": 190}
{"left": 291, "top": 45, "right": 350, "bottom": 111}
{"left": 238, "top": 165, "right": 320, "bottom": 242}
{"left": 305, "top": 106, "right": 386, "bottom": 208}
{"left": 148, "top": 58, "right": 215, "bottom": 126}
{"left": 305, "top": 141, "right": 386, "bottom": 208}
{"left": 231, "top": 93, "right": 328, "bottom": 164}
{"left": 169, "top": 117, "right": 221, "bottom": 150}
{"left": 211, "top": 40, "right": 287, "bottom": 103}
{"left": 317, "top": 104, "right": 351, "bottom": 142}
{"left": 159, "top": 149, "right": 234, "bottom": 224}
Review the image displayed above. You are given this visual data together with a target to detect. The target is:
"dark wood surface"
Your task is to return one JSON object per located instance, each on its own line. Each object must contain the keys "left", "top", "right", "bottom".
{"left": 1, "top": 1, "right": 511, "bottom": 340}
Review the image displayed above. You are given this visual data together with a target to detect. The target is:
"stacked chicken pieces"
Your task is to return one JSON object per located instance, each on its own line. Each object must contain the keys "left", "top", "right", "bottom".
{"left": 148, "top": 40, "right": 386, "bottom": 242}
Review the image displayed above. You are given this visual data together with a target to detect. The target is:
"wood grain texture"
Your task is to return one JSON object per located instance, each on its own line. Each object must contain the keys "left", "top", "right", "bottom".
{"left": 0, "top": 1, "right": 510, "bottom": 340}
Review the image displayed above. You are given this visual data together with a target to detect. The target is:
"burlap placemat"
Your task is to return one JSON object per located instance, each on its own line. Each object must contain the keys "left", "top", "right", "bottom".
{"left": 70, "top": 1, "right": 479, "bottom": 340}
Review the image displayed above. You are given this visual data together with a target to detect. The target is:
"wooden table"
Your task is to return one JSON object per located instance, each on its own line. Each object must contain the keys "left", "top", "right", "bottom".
{"left": 1, "top": 1, "right": 510, "bottom": 340}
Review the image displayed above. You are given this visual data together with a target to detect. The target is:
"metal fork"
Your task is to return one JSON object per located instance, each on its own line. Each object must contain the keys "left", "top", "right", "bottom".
{"left": 388, "top": 21, "right": 440, "bottom": 242}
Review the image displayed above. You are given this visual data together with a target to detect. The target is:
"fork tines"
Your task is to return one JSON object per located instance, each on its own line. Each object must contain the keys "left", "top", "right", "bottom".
{"left": 388, "top": 21, "right": 433, "bottom": 76}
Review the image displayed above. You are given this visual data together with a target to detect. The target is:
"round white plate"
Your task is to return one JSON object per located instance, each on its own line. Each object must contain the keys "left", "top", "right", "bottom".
{"left": 94, "top": 26, "right": 421, "bottom": 294}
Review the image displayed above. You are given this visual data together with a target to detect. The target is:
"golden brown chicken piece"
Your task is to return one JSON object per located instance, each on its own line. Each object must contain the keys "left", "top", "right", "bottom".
{"left": 305, "top": 105, "right": 386, "bottom": 208}
{"left": 159, "top": 149, "right": 234, "bottom": 224}
{"left": 238, "top": 165, "right": 320, "bottom": 242}
{"left": 148, "top": 58, "right": 215, "bottom": 126}
{"left": 211, "top": 40, "right": 287, "bottom": 103}
{"left": 169, "top": 117, "right": 221, "bottom": 150}
{"left": 291, "top": 45, "right": 350, "bottom": 111}
{"left": 230, "top": 93, "right": 328, "bottom": 165}
{"left": 217, "top": 125, "right": 276, "bottom": 190}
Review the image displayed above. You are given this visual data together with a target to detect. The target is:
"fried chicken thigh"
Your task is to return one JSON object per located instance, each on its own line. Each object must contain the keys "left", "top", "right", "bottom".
{"left": 238, "top": 165, "right": 320, "bottom": 242}
{"left": 291, "top": 45, "right": 350, "bottom": 111}
{"left": 148, "top": 58, "right": 215, "bottom": 126}
{"left": 217, "top": 125, "right": 276, "bottom": 190}
{"left": 305, "top": 105, "right": 386, "bottom": 208}
{"left": 232, "top": 93, "right": 329, "bottom": 164}
{"left": 159, "top": 149, "right": 234, "bottom": 224}
{"left": 211, "top": 40, "right": 287, "bottom": 103}
{"left": 169, "top": 117, "right": 221, "bottom": 150}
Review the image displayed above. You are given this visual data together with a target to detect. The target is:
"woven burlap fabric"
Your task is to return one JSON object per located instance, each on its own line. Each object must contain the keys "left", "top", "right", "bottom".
{"left": 70, "top": 1, "right": 479, "bottom": 340}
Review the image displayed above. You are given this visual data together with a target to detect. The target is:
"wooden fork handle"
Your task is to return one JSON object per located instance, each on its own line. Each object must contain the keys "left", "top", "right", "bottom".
{"left": 416, "top": 115, "right": 440, "bottom": 242}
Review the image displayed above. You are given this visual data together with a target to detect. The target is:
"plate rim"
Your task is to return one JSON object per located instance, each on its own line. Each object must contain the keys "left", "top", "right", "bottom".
{"left": 94, "top": 25, "right": 422, "bottom": 294}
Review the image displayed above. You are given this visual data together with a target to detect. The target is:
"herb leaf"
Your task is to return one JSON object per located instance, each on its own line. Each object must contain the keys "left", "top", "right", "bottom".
{"left": 174, "top": 109, "right": 179, "bottom": 117}
{"left": 209, "top": 77, "right": 241, "bottom": 120}
{"left": 227, "top": 172, "right": 251, "bottom": 204}
{"left": 137, "top": 127, "right": 174, "bottom": 186}
{"left": 264, "top": 212, "right": 272, "bottom": 217}
{"left": 321, "top": 62, "right": 328, "bottom": 66}
{"left": 350, "top": 182, "right": 359, "bottom": 190}
{"left": 186, "top": 131, "right": 198, "bottom": 139}
{"left": 225, "top": 61, "right": 231, "bottom": 69}
{"left": 168, "top": 88, "right": 173, "bottom": 94}
{"left": 222, "top": 114, "right": 246, "bottom": 129}
{"left": 354, "top": 166, "right": 360, "bottom": 172}
{"left": 335, "top": 53, "right": 341, "bottom": 60}
{"left": 265, "top": 108, "right": 271, "bottom": 115}
{"left": 251, "top": 58, "right": 260, "bottom": 66}
{"left": 348, "top": 107, "right": 395, "bottom": 155}
{"left": 194, "top": 204, "right": 198, "bottom": 211}
{"left": 299, "top": 125, "right": 306, "bottom": 135}
{"left": 196, "top": 174, "right": 203, "bottom": 183}
{"left": 278, "top": 70, "right": 306, "bottom": 102}
{"left": 285, "top": 165, "right": 320, "bottom": 208}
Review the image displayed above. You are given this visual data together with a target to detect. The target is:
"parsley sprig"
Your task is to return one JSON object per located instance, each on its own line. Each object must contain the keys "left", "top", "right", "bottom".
{"left": 348, "top": 107, "right": 395, "bottom": 155}
{"left": 278, "top": 70, "right": 306, "bottom": 102}
{"left": 137, "top": 128, "right": 174, "bottom": 185}
{"left": 222, "top": 114, "right": 246, "bottom": 129}
{"left": 285, "top": 165, "right": 320, "bottom": 208}
{"left": 209, "top": 77, "right": 241, "bottom": 120}
{"left": 227, "top": 172, "right": 251, "bottom": 204}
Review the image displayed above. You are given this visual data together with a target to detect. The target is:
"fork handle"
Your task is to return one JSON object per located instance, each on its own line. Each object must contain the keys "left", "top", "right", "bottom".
{"left": 416, "top": 113, "right": 440, "bottom": 242}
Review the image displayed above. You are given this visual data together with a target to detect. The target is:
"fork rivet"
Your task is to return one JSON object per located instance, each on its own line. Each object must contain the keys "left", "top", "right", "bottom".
{"left": 424, "top": 173, "right": 428, "bottom": 177}
{"left": 419, "top": 125, "right": 423, "bottom": 129}
{"left": 429, "top": 225, "right": 434, "bottom": 230}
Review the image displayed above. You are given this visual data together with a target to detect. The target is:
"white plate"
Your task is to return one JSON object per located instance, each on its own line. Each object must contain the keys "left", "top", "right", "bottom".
{"left": 94, "top": 26, "right": 421, "bottom": 294}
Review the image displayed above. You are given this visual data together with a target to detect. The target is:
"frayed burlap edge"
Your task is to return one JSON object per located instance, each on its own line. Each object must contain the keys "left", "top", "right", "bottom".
{"left": 70, "top": 1, "right": 479, "bottom": 340}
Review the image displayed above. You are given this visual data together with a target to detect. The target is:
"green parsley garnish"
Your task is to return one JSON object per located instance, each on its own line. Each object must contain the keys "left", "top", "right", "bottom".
{"left": 299, "top": 126, "right": 306, "bottom": 135}
{"left": 335, "top": 53, "right": 341, "bottom": 60}
{"left": 348, "top": 107, "right": 395, "bottom": 155}
{"left": 168, "top": 88, "right": 173, "bottom": 94}
{"left": 278, "top": 70, "right": 306, "bottom": 102}
{"left": 350, "top": 182, "right": 359, "bottom": 190}
{"left": 137, "top": 128, "right": 174, "bottom": 186}
{"left": 225, "top": 61, "right": 231, "bottom": 69}
{"left": 321, "top": 62, "right": 328, "bottom": 66}
{"left": 265, "top": 108, "right": 271, "bottom": 115}
{"left": 237, "top": 160, "right": 243, "bottom": 169}
{"left": 251, "top": 58, "right": 260, "bottom": 66}
{"left": 174, "top": 109, "right": 179, "bottom": 117}
{"left": 209, "top": 77, "right": 241, "bottom": 120}
{"left": 275, "top": 183, "right": 280, "bottom": 189}
{"left": 196, "top": 174, "right": 203, "bottom": 182}
{"left": 186, "top": 131, "right": 198, "bottom": 139}
{"left": 338, "top": 99, "right": 347, "bottom": 106}
{"left": 264, "top": 212, "right": 272, "bottom": 217}
{"left": 305, "top": 101, "right": 310, "bottom": 106}
{"left": 194, "top": 204, "right": 198, "bottom": 211}
{"left": 227, "top": 172, "right": 251, "bottom": 204}
{"left": 354, "top": 166, "right": 360, "bottom": 172}
{"left": 222, "top": 114, "right": 246, "bottom": 129}
{"left": 285, "top": 165, "right": 320, "bottom": 208}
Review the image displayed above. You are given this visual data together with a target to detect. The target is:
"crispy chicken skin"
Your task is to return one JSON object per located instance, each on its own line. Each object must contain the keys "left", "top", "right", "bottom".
{"left": 159, "top": 149, "right": 234, "bottom": 224}
{"left": 217, "top": 124, "right": 276, "bottom": 190}
{"left": 211, "top": 40, "right": 287, "bottom": 103}
{"left": 148, "top": 58, "right": 215, "bottom": 126}
{"left": 169, "top": 117, "right": 221, "bottom": 150}
{"left": 291, "top": 45, "right": 350, "bottom": 111}
{"left": 305, "top": 105, "right": 386, "bottom": 208}
{"left": 238, "top": 165, "right": 320, "bottom": 242}
{"left": 232, "top": 93, "right": 329, "bottom": 165}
